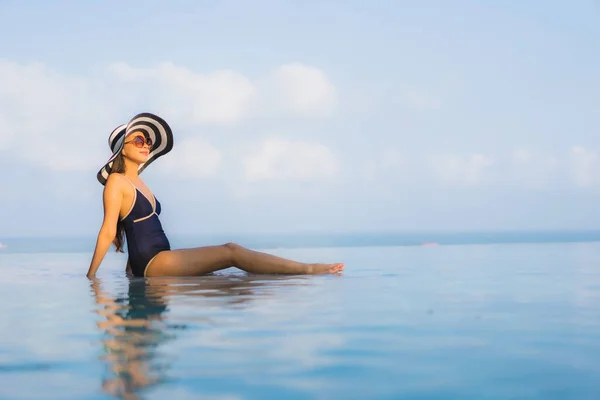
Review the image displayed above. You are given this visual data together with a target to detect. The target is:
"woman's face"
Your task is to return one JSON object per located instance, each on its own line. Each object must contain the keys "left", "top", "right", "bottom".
{"left": 122, "top": 132, "right": 153, "bottom": 164}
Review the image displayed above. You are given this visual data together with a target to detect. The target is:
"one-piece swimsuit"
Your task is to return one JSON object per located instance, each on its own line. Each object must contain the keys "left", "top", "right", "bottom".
{"left": 120, "top": 175, "right": 171, "bottom": 277}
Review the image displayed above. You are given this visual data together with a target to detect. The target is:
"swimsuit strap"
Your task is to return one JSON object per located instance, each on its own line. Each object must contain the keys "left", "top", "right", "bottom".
{"left": 120, "top": 174, "right": 137, "bottom": 190}
{"left": 120, "top": 174, "right": 156, "bottom": 212}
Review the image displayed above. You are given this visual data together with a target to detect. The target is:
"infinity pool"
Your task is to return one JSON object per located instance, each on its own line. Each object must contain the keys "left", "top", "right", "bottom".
{"left": 1, "top": 242, "right": 599, "bottom": 399}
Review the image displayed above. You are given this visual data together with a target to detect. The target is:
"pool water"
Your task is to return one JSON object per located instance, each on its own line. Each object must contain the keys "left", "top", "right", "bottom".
{"left": 0, "top": 242, "right": 599, "bottom": 399}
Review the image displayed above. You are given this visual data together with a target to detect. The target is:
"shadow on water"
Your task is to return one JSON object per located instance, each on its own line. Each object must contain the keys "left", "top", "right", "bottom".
{"left": 89, "top": 273, "right": 312, "bottom": 400}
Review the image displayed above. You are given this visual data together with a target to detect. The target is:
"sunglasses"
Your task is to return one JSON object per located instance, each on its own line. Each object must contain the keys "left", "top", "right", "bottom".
{"left": 124, "top": 135, "right": 153, "bottom": 150}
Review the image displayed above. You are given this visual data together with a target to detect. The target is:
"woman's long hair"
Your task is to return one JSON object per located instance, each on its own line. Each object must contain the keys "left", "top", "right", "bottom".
{"left": 110, "top": 152, "right": 127, "bottom": 253}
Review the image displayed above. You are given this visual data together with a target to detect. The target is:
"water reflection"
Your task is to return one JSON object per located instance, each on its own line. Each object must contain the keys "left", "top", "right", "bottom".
{"left": 89, "top": 273, "right": 311, "bottom": 399}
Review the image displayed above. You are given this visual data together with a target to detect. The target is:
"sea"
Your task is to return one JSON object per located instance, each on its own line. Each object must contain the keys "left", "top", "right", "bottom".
{"left": 0, "top": 231, "right": 599, "bottom": 399}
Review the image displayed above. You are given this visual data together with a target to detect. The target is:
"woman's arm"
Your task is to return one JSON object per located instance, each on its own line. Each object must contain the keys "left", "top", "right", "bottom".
{"left": 87, "top": 175, "right": 123, "bottom": 278}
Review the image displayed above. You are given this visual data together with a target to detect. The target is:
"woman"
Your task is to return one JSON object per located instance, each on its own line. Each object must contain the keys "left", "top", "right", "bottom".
{"left": 86, "top": 113, "right": 344, "bottom": 278}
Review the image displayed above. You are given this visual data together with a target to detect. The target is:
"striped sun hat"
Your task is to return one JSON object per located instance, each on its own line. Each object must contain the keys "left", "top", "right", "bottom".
{"left": 96, "top": 112, "right": 174, "bottom": 185}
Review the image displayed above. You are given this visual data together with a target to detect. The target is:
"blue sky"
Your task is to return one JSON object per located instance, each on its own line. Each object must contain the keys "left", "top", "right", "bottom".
{"left": 1, "top": 0, "right": 599, "bottom": 237}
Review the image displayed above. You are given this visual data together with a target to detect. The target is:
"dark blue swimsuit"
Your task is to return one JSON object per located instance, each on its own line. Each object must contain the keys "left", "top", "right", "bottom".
{"left": 121, "top": 177, "right": 171, "bottom": 277}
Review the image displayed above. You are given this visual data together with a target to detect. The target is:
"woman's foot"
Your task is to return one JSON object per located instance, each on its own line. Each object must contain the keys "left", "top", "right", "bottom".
{"left": 308, "top": 263, "right": 345, "bottom": 274}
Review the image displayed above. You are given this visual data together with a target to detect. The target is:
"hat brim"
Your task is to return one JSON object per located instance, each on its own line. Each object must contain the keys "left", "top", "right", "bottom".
{"left": 96, "top": 113, "right": 173, "bottom": 185}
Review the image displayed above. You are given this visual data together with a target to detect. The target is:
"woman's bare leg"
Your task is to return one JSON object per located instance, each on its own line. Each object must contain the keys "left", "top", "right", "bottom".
{"left": 146, "top": 242, "right": 344, "bottom": 277}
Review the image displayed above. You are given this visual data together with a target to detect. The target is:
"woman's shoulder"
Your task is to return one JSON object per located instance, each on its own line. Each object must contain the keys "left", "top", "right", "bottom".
{"left": 106, "top": 172, "right": 124, "bottom": 184}
{"left": 104, "top": 173, "right": 129, "bottom": 193}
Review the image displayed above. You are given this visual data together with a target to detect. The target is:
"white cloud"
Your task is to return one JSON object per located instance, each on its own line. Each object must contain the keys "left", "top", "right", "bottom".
{"left": 361, "top": 147, "right": 412, "bottom": 183}
{"left": 0, "top": 60, "right": 338, "bottom": 174}
{"left": 158, "top": 136, "right": 222, "bottom": 179}
{"left": 509, "top": 147, "right": 559, "bottom": 187}
{"left": 569, "top": 145, "right": 599, "bottom": 187}
{"left": 0, "top": 113, "right": 15, "bottom": 150}
{"left": 242, "top": 137, "right": 338, "bottom": 182}
{"left": 108, "top": 62, "right": 257, "bottom": 126}
{"left": 258, "top": 63, "right": 338, "bottom": 118}
{"left": 428, "top": 153, "right": 494, "bottom": 186}
{"left": 108, "top": 61, "right": 338, "bottom": 123}
{"left": 0, "top": 60, "right": 118, "bottom": 172}
{"left": 4, "top": 59, "right": 596, "bottom": 194}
